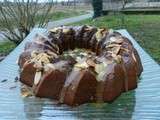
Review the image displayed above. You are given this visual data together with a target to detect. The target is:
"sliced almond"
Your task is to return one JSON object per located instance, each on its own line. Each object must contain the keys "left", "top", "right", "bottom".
{"left": 95, "top": 33, "right": 103, "bottom": 41}
{"left": 40, "top": 56, "right": 50, "bottom": 64}
{"left": 121, "top": 47, "right": 129, "bottom": 53}
{"left": 112, "top": 46, "right": 121, "bottom": 55}
{"left": 106, "top": 44, "right": 121, "bottom": 55}
{"left": 63, "top": 28, "right": 71, "bottom": 34}
{"left": 68, "top": 53, "right": 75, "bottom": 57}
{"left": 110, "top": 36, "right": 123, "bottom": 44}
{"left": 113, "top": 55, "right": 122, "bottom": 64}
{"left": 86, "top": 59, "right": 96, "bottom": 67}
{"left": 34, "top": 71, "right": 42, "bottom": 85}
{"left": 111, "top": 53, "right": 117, "bottom": 58}
{"left": 132, "top": 52, "right": 137, "bottom": 63}
{"left": 31, "top": 53, "right": 51, "bottom": 65}
{"left": 116, "top": 38, "right": 124, "bottom": 44}
{"left": 85, "top": 26, "right": 93, "bottom": 31}
{"left": 74, "top": 61, "right": 89, "bottom": 69}
{"left": 47, "top": 51, "right": 58, "bottom": 58}
{"left": 95, "top": 28, "right": 107, "bottom": 41}
{"left": 34, "top": 40, "right": 44, "bottom": 45}
{"left": 49, "top": 27, "right": 61, "bottom": 33}
{"left": 110, "top": 37, "right": 117, "bottom": 42}
{"left": 80, "top": 52, "right": 88, "bottom": 56}
{"left": 33, "top": 62, "right": 43, "bottom": 71}
{"left": 52, "top": 44, "right": 59, "bottom": 54}
{"left": 105, "top": 44, "right": 121, "bottom": 48}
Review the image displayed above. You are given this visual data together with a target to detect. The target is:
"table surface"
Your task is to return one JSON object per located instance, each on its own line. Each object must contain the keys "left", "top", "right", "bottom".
{"left": 0, "top": 28, "right": 160, "bottom": 120}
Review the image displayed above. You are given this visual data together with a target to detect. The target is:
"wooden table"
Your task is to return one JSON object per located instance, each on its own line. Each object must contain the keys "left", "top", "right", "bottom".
{"left": 0, "top": 29, "right": 160, "bottom": 120}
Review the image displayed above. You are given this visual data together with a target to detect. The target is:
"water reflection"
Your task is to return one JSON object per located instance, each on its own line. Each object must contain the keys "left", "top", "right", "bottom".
{"left": 23, "top": 97, "right": 45, "bottom": 120}
{"left": 74, "top": 91, "right": 135, "bottom": 119}
{"left": 23, "top": 90, "right": 135, "bottom": 120}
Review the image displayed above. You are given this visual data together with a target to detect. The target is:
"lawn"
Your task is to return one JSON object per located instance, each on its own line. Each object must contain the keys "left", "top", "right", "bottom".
{"left": 71, "top": 14, "right": 160, "bottom": 64}
{"left": 0, "top": 14, "right": 160, "bottom": 64}
{"left": 49, "top": 9, "right": 88, "bottom": 21}
{"left": 0, "top": 41, "right": 16, "bottom": 56}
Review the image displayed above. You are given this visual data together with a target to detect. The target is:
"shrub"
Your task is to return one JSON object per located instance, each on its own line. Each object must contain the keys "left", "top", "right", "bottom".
{"left": 0, "top": 0, "right": 53, "bottom": 45}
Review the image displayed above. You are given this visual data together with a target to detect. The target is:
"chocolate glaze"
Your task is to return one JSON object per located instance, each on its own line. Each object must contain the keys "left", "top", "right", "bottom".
{"left": 20, "top": 61, "right": 36, "bottom": 87}
{"left": 133, "top": 48, "right": 143, "bottom": 77}
{"left": 122, "top": 54, "right": 137, "bottom": 91}
{"left": 102, "top": 63, "right": 125, "bottom": 102}
{"left": 33, "top": 69, "right": 66, "bottom": 99}
{"left": 33, "top": 60, "right": 75, "bottom": 99}
{"left": 18, "top": 50, "right": 32, "bottom": 68}
{"left": 59, "top": 68, "right": 97, "bottom": 106}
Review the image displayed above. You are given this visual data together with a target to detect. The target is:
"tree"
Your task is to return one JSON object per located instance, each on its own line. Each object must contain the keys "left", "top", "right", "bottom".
{"left": 92, "top": 0, "right": 103, "bottom": 18}
{"left": 122, "top": 0, "right": 132, "bottom": 9}
{"left": 84, "top": 0, "right": 92, "bottom": 5}
{"left": 0, "top": 0, "right": 53, "bottom": 45}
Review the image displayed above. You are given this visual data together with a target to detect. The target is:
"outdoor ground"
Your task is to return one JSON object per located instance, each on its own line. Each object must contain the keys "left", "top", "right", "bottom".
{"left": 0, "top": 14, "right": 160, "bottom": 64}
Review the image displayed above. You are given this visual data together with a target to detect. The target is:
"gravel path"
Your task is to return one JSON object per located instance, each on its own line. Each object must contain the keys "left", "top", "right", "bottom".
{"left": 46, "top": 12, "right": 93, "bottom": 29}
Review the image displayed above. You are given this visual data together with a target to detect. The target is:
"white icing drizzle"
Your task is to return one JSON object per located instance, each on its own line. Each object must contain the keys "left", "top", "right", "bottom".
{"left": 96, "top": 81, "right": 105, "bottom": 103}
{"left": 74, "top": 61, "right": 89, "bottom": 69}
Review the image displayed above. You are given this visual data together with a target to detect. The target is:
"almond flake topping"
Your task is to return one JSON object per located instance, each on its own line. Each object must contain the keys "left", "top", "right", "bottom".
{"left": 31, "top": 52, "right": 52, "bottom": 65}
{"left": 34, "top": 71, "right": 42, "bottom": 85}
{"left": 95, "top": 28, "right": 107, "bottom": 41}
{"left": 74, "top": 61, "right": 89, "bottom": 69}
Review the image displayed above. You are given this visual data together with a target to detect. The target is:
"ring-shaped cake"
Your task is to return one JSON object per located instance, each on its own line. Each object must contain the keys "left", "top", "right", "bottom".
{"left": 18, "top": 25, "right": 143, "bottom": 106}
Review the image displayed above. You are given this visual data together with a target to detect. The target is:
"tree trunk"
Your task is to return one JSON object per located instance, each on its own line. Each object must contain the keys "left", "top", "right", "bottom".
{"left": 92, "top": 0, "right": 103, "bottom": 18}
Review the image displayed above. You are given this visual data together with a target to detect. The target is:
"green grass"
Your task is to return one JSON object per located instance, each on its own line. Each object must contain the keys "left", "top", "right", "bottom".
{"left": 70, "top": 14, "right": 160, "bottom": 64}
{"left": 0, "top": 41, "right": 16, "bottom": 55}
{"left": 50, "top": 10, "right": 87, "bottom": 21}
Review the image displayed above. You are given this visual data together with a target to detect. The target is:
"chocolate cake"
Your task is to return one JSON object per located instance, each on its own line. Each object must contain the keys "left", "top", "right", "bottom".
{"left": 18, "top": 25, "right": 143, "bottom": 106}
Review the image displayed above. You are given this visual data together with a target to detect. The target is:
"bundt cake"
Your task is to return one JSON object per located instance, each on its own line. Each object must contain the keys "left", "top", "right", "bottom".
{"left": 18, "top": 25, "right": 143, "bottom": 106}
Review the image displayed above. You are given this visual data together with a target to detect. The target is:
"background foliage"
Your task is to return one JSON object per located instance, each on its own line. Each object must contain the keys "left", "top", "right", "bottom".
{"left": 0, "top": 0, "right": 53, "bottom": 45}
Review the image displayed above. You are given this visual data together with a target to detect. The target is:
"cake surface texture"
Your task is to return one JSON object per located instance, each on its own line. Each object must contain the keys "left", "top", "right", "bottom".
{"left": 18, "top": 25, "right": 143, "bottom": 106}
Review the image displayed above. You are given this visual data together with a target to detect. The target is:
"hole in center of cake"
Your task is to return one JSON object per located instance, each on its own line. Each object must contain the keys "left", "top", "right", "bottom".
{"left": 60, "top": 48, "right": 97, "bottom": 69}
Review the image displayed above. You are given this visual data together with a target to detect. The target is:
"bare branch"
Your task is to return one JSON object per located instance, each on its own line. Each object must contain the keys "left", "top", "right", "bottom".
{"left": 0, "top": 0, "right": 53, "bottom": 45}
